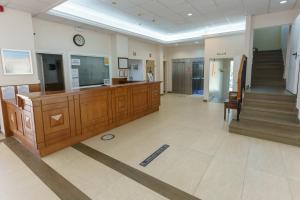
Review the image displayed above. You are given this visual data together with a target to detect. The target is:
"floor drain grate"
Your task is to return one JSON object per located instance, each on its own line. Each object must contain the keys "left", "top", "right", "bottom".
{"left": 140, "top": 144, "right": 170, "bottom": 167}
{"left": 101, "top": 134, "right": 115, "bottom": 141}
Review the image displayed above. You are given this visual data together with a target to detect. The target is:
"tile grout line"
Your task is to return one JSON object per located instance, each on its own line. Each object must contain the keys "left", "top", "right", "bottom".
{"left": 73, "top": 142, "right": 202, "bottom": 200}
{"left": 4, "top": 138, "right": 92, "bottom": 200}
{"left": 190, "top": 132, "right": 227, "bottom": 196}
{"left": 239, "top": 137, "right": 253, "bottom": 200}
{"left": 279, "top": 144, "right": 295, "bottom": 200}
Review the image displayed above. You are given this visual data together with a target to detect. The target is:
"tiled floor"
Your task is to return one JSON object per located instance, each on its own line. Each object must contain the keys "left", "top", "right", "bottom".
{"left": 1, "top": 94, "right": 300, "bottom": 200}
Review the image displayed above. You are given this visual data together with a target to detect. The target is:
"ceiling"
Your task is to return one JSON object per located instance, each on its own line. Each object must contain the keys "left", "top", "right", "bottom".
{"left": 54, "top": 0, "right": 299, "bottom": 34}
{"left": 1, "top": 0, "right": 300, "bottom": 43}
{"left": 0, "top": 0, "right": 66, "bottom": 15}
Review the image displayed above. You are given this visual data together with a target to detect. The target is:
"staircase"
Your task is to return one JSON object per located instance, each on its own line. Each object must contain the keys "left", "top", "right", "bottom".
{"left": 252, "top": 50, "right": 286, "bottom": 88}
{"left": 230, "top": 50, "right": 300, "bottom": 146}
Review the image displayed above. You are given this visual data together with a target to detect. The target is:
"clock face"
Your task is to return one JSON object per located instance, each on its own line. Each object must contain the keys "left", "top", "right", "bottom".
{"left": 73, "top": 34, "right": 85, "bottom": 46}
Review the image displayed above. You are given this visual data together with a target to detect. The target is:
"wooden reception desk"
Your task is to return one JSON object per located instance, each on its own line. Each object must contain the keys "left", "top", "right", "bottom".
{"left": 2, "top": 81, "right": 161, "bottom": 156}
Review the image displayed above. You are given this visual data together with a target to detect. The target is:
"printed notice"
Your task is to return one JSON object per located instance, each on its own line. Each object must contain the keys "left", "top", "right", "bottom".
{"left": 72, "top": 78, "right": 80, "bottom": 88}
{"left": 71, "top": 59, "right": 81, "bottom": 66}
{"left": 72, "top": 68, "right": 79, "bottom": 78}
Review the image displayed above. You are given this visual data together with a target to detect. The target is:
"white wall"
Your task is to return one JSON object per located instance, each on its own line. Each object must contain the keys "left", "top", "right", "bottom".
{"left": 281, "top": 24, "right": 290, "bottom": 69}
{"left": 33, "top": 18, "right": 112, "bottom": 90}
{"left": 0, "top": 8, "right": 41, "bottom": 134}
{"left": 164, "top": 44, "right": 204, "bottom": 91}
{"left": 253, "top": 26, "right": 282, "bottom": 51}
{"left": 0, "top": 8, "right": 40, "bottom": 86}
{"left": 204, "top": 33, "right": 245, "bottom": 100}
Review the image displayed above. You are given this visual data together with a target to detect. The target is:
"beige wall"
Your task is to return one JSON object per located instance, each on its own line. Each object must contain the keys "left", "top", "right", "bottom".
{"left": 164, "top": 44, "right": 205, "bottom": 91}
{"left": 253, "top": 26, "right": 282, "bottom": 51}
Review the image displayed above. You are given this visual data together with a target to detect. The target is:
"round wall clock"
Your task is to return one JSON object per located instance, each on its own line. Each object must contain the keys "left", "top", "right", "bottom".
{"left": 73, "top": 34, "right": 85, "bottom": 46}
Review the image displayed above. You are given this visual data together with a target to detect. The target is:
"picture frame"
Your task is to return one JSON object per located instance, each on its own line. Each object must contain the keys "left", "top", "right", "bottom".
{"left": 118, "top": 57, "right": 128, "bottom": 69}
{"left": 147, "top": 73, "right": 154, "bottom": 82}
{"left": 1, "top": 49, "right": 33, "bottom": 75}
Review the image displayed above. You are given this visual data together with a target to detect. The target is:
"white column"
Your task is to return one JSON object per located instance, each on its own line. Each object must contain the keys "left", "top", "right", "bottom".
{"left": 244, "top": 15, "right": 254, "bottom": 88}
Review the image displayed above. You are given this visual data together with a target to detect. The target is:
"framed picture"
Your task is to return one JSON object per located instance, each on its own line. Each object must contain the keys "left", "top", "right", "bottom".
{"left": 1, "top": 49, "right": 33, "bottom": 75}
{"left": 118, "top": 57, "right": 128, "bottom": 69}
{"left": 147, "top": 73, "right": 154, "bottom": 82}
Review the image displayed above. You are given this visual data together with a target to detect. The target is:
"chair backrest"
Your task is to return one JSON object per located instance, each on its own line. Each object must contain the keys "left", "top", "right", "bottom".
{"left": 237, "top": 55, "right": 247, "bottom": 102}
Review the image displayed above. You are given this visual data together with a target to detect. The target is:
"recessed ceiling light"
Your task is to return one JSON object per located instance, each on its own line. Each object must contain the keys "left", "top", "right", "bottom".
{"left": 187, "top": 13, "right": 193, "bottom": 16}
{"left": 280, "top": 0, "right": 287, "bottom": 4}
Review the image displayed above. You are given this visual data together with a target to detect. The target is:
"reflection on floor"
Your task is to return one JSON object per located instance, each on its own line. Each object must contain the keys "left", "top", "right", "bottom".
{"left": 1, "top": 94, "right": 300, "bottom": 200}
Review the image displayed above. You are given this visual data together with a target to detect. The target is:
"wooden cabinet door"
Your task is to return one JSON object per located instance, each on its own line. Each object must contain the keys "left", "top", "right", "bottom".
{"left": 112, "top": 87, "right": 131, "bottom": 125}
{"left": 132, "top": 85, "right": 149, "bottom": 118}
{"left": 7, "top": 104, "right": 24, "bottom": 136}
{"left": 22, "top": 110, "right": 36, "bottom": 144}
{"left": 80, "top": 90, "right": 110, "bottom": 136}
{"left": 42, "top": 99, "right": 71, "bottom": 146}
{"left": 150, "top": 83, "right": 161, "bottom": 109}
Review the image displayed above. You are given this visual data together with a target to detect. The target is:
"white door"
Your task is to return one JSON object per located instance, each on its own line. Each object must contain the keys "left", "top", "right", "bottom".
{"left": 287, "top": 15, "right": 300, "bottom": 94}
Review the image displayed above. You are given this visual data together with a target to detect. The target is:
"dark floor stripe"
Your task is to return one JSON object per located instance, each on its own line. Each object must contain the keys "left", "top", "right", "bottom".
{"left": 4, "top": 138, "right": 91, "bottom": 200}
{"left": 73, "top": 143, "right": 201, "bottom": 200}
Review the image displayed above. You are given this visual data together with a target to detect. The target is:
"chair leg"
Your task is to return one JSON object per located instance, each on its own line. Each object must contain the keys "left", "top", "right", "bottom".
{"left": 224, "top": 105, "right": 227, "bottom": 120}
{"left": 237, "top": 104, "right": 241, "bottom": 121}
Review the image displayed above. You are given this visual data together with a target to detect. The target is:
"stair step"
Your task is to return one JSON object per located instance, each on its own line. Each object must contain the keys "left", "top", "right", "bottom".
{"left": 229, "top": 120, "right": 300, "bottom": 146}
{"left": 245, "top": 92, "right": 296, "bottom": 102}
{"left": 244, "top": 98, "right": 297, "bottom": 111}
{"left": 241, "top": 107, "right": 299, "bottom": 124}
{"left": 253, "top": 64, "right": 284, "bottom": 69}
{"left": 252, "top": 81, "right": 285, "bottom": 87}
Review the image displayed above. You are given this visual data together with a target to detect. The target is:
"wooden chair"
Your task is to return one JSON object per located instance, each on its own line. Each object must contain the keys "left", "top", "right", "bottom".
{"left": 224, "top": 55, "right": 247, "bottom": 120}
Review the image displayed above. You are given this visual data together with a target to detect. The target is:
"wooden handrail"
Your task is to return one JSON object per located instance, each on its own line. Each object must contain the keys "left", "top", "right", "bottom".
{"left": 237, "top": 55, "right": 247, "bottom": 101}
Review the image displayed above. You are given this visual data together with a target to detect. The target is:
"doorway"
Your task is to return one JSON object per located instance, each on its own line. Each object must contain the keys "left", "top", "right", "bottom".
{"left": 37, "top": 53, "right": 65, "bottom": 92}
{"left": 192, "top": 60, "right": 204, "bottom": 95}
{"left": 209, "top": 58, "right": 234, "bottom": 103}
{"left": 172, "top": 58, "right": 204, "bottom": 95}
{"left": 163, "top": 61, "right": 167, "bottom": 93}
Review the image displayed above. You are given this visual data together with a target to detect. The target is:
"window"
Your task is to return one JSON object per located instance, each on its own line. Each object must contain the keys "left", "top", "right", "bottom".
{"left": 71, "top": 55, "right": 109, "bottom": 87}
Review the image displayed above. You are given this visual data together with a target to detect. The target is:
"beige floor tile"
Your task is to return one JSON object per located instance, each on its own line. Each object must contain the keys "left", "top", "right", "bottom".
{"left": 213, "top": 134, "right": 252, "bottom": 166}
{"left": 158, "top": 148, "right": 212, "bottom": 194}
{"left": 247, "top": 139, "right": 286, "bottom": 177}
{"left": 280, "top": 144, "right": 300, "bottom": 181}
{"left": 43, "top": 147, "right": 124, "bottom": 199}
{"left": 288, "top": 179, "right": 300, "bottom": 200}
{"left": 242, "top": 168, "right": 292, "bottom": 200}
{"left": 0, "top": 144, "right": 60, "bottom": 200}
{"left": 94, "top": 176, "right": 168, "bottom": 200}
{"left": 195, "top": 159, "right": 245, "bottom": 200}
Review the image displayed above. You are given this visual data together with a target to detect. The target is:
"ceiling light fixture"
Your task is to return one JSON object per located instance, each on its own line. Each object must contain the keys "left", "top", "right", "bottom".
{"left": 50, "top": 2, "right": 246, "bottom": 43}
{"left": 187, "top": 13, "right": 193, "bottom": 16}
{"left": 280, "top": 0, "right": 287, "bottom": 4}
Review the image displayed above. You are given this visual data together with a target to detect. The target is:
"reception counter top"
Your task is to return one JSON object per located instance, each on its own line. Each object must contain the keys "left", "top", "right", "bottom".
{"left": 2, "top": 81, "right": 161, "bottom": 156}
